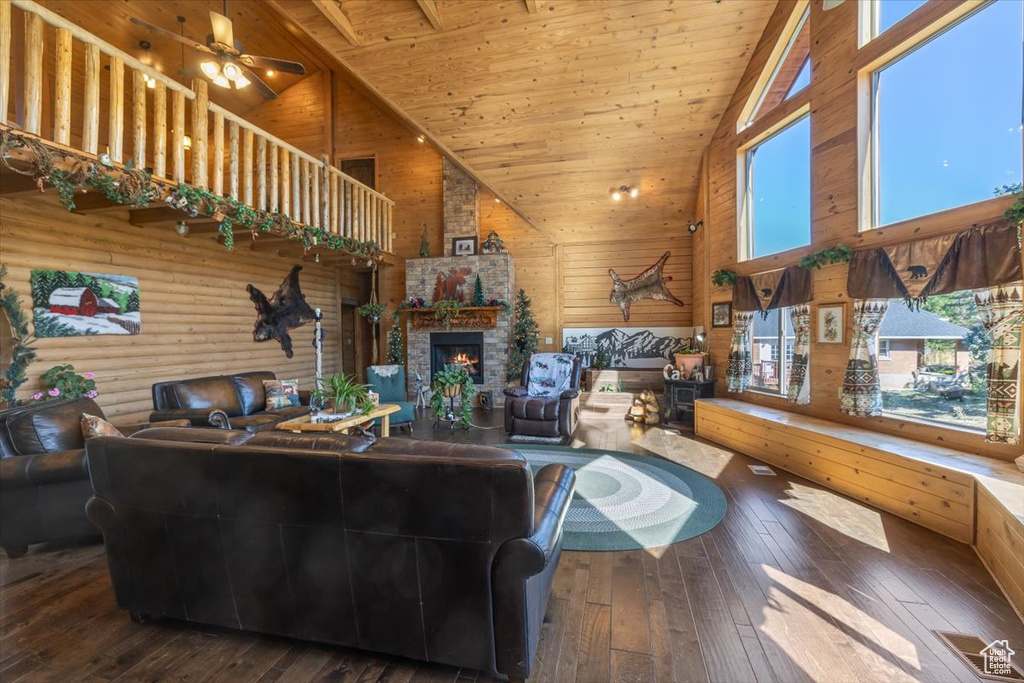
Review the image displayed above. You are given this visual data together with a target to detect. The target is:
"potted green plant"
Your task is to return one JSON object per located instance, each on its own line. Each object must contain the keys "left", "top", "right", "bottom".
{"left": 672, "top": 345, "right": 706, "bottom": 378}
{"left": 311, "top": 373, "right": 371, "bottom": 414}
{"left": 430, "top": 363, "right": 476, "bottom": 428}
{"left": 30, "top": 365, "right": 98, "bottom": 402}
{"left": 357, "top": 302, "right": 387, "bottom": 325}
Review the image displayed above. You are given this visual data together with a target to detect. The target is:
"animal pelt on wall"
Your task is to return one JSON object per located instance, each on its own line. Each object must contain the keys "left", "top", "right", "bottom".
{"left": 608, "top": 251, "right": 684, "bottom": 322}
{"left": 246, "top": 266, "right": 315, "bottom": 358}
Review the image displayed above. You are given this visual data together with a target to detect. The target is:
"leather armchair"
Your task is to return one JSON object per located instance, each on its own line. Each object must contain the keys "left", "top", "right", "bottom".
{"left": 504, "top": 354, "right": 582, "bottom": 441}
{"left": 0, "top": 397, "right": 187, "bottom": 558}
{"left": 150, "top": 371, "right": 309, "bottom": 432}
{"left": 85, "top": 428, "right": 575, "bottom": 680}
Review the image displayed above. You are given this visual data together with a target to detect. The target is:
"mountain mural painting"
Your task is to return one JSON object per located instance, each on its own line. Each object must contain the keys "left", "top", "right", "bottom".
{"left": 562, "top": 327, "right": 702, "bottom": 368}
{"left": 31, "top": 270, "right": 141, "bottom": 337}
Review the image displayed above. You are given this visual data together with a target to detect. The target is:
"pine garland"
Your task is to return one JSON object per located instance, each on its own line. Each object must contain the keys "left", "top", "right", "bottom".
{"left": 711, "top": 269, "right": 737, "bottom": 287}
{"left": 0, "top": 127, "right": 382, "bottom": 259}
{"left": 0, "top": 264, "right": 37, "bottom": 407}
{"left": 798, "top": 244, "right": 852, "bottom": 269}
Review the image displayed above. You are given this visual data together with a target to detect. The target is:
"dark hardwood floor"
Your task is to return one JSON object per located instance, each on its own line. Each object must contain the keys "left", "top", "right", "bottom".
{"left": 2, "top": 409, "right": 1021, "bottom": 682}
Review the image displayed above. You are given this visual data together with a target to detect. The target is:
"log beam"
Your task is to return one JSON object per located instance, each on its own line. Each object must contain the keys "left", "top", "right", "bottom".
{"left": 416, "top": 0, "right": 443, "bottom": 30}
{"left": 311, "top": 0, "right": 361, "bottom": 46}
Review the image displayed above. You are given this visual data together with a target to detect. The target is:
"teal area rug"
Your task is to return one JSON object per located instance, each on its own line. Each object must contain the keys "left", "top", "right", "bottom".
{"left": 513, "top": 445, "right": 727, "bottom": 552}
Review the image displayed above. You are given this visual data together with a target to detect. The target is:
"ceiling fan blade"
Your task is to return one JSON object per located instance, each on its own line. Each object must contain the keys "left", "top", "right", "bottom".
{"left": 241, "top": 65, "right": 277, "bottom": 100}
{"left": 241, "top": 55, "right": 307, "bottom": 76}
{"left": 130, "top": 17, "right": 214, "bottom": 53}
{"left": 822, "top": 0, "right": 845, "bottom": 9}
{"left": 209, "top": 11, "right": 235, "bottom": 48}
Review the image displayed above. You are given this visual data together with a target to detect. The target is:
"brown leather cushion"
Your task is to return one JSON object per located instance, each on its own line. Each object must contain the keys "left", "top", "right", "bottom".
{"left": 246, "top": 431, "right": 375, "bottom": 453}
{"left": 232, "top": 372, "right": 277, "bottom": 415}
{"left": 2, "top": 398, "right": 101, "bottom": 455}
{"left": 266, "top": 405, "right": 308, "bottom": 418}
{"left": 171, "top": 377, "right": 243, "bottom": 417}
{"left": 511, "top": 397, "right": 559, "bottom": 421}
{"left": 228, "top": 414, "right": 285, "bottom": 431}
{"left": 130, "top": 427, "right": 256, "bottom": 445}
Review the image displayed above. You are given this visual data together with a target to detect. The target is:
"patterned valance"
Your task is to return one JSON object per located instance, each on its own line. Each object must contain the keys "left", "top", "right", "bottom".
{"left": 732, "top": 266, "right": 812, "bottom": 316}
{"left": 847, "top": 219, "right": 1022, "bottom": 305}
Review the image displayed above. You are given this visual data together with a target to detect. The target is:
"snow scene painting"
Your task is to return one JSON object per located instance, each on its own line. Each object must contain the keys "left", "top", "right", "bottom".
{"left": 562, "top": 326, "right": 703, "bottom": 368}
{"left": 31, "top": 270, "right": 141, "bottom": 337}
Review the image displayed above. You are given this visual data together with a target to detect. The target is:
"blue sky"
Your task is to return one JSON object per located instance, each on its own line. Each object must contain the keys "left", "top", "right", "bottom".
{"left": 748, "top": 0, "right": 1023, "bottom": 257}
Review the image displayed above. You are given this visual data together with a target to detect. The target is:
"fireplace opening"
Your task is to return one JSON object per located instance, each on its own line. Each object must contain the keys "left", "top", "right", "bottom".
{"left": 431, "top": 332, "right": 484, "bottom": 384}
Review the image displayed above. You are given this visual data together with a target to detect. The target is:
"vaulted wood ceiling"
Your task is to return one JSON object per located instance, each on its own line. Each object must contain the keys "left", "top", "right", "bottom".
{"left": 270, "top": 0, "right": 777, "bottom": 244}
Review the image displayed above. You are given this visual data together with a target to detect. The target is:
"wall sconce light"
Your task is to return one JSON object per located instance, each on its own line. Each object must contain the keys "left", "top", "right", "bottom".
{"left": 611, "top": 185, "right": 639, "bottom": 201}
{"left": 687, "top": 220, "right": 703, "bottom": 234}
{"left": 175, "top": 221, "right": 189, "bottom": 237}
{"left": 416, "top": 135, "right": 425, "bottom": 143}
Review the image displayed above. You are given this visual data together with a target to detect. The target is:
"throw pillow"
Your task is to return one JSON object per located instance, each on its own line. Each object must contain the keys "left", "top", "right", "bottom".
{"left": 264, "top": 379, "right": 301, "bottom": 410}
{"left": 81, "top": 413, "right": 124, "bottom": 439}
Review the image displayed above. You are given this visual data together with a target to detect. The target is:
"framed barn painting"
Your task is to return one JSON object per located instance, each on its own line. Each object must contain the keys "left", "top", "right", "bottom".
{"left": 816, "top": 303, "right": 844, "bottom": 344}
{"left": 31, "top": 270, "right": 141, "bottom": 336}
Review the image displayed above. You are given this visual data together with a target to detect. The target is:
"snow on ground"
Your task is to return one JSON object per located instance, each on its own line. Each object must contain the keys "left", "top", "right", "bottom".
{"left": 35, "top": 310, "right": 141, "bottom": 335}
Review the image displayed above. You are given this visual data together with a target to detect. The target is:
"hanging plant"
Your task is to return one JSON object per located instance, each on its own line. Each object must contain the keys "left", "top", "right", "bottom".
{"left": 798, "top": 244, "right": 852, "bottom": 269}
{"left": 357, "top": 301, "right": 387, "bottom": 324}
{"left": 429, "top": 363, "right": 475, "bottom": 428}
{"left": 711, "top": 269, "right": 737, "bottom": 287}
{"left": 0, "top": 265, "right": 37, "bottom": 407}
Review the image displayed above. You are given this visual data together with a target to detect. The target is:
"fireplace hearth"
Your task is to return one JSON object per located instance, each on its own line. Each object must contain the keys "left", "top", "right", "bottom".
{"left": 431, "top": 332, "right": 484, "bottom": 384}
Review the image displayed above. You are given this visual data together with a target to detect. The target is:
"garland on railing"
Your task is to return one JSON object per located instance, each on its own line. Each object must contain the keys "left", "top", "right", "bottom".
{"left": 0, "top": 264, "right": 37, "bottom": 407}
{"left": 798, "top": 244, "right": 852, "bottom": 270}
{"left": 711, "top": 269, "right": 737, "bottom": 287}
{"left": 0, "top": 127, "right": 383, "bottom": 259}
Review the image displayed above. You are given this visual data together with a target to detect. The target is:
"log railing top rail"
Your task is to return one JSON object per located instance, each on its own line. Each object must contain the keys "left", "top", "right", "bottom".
{"left": 2, "top": 0, "right": 394, "bottom": 255}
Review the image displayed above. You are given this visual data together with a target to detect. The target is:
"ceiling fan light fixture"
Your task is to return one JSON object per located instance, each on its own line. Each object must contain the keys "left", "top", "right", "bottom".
{"left": 234, "top": 73, "right": 251, "bottom": 89}
{"left": 200, "top": 60, "right": 221, "bottom": 79}
{"left": 222, "top": 61, "right": 241, "bottom": 81}
{"left": 212, "top": 73, "right": 231, "bottom": 89}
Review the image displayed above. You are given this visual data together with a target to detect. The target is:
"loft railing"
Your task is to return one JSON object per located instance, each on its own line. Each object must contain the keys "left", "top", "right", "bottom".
{"left": 0, "top": 0, "right": 394, "bottom": 253}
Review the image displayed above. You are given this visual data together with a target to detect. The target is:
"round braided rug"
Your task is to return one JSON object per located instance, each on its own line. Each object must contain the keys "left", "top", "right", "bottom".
{"left": 514, "top": 445, "right": 727, "bottom": 552}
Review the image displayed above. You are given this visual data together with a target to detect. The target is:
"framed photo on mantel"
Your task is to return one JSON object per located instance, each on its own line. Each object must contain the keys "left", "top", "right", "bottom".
{"left": 452, "top": 236, "right": 478, "bottom": 256}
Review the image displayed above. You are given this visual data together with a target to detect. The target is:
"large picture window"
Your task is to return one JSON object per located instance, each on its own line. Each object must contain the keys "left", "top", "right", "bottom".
{"left": 863, "top": 0, "right": 928, "bottom": 41}
{"left": 867, "top": 0, "right": 1023, "bottom": 227}
{"left": 743, "top": 6, "right": 811, "bottom": 128}
{"left": 741, "top": 115, "right": 811, "bottom": 260}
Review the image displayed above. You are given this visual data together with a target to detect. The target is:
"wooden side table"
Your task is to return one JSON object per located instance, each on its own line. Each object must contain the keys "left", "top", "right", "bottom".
{"left": 275, "top": 403, "right": 401, "bottom": 436}
{"left": 664, "top": 378, "right": 715, "bottom": 426}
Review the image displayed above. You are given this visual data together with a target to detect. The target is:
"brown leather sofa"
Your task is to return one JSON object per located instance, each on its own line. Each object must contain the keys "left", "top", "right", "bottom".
{"left": 504, "top": 355, "right": 583, "bottom": 441}
{"left": 85, "top": 427, "right": 575, "bottom": 681}
{"left": 150, "top": 371, "right": 309, "bottom": 432}
{"left": 0, "top": 398, "right": 187, "bottom": 558}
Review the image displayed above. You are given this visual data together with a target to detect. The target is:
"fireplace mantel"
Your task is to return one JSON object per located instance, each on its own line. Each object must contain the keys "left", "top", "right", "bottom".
{"left": 408, "top": 306, "right": 503, "bottom": 330}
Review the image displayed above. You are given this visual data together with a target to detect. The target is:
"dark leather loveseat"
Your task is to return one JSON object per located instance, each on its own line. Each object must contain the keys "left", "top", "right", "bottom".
{"left": 150, "top": 371, "right": 308, "bottom": 432}
{"left": 84, "top": 427, "right": 575, "bottom": 681}
{"left": 504, "top": 354, "right": 582, "bottom": 441}
{"left": 0, "top": 397, "right": 186, "bottom": 558}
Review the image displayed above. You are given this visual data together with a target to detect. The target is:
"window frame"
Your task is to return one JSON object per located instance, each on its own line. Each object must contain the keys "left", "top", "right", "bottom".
{"left": 739, "top": 3, "right": 811, "bottom": 131}
{"left": 856, "top": 0, "right": 1008, "bottom": 232}
{"left": 747, "top": 307, "right": 793, "bottom": 396}
{"left": 878, "top": 338, "right": 891, "bottom": 360}
{"left": 859, "top": 0, "right": 930, "bottom": 46}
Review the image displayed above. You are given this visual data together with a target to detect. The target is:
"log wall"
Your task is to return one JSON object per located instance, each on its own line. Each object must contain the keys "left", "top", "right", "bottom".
{"left": 1, "top": 194, "right": 361, "bottom": 423}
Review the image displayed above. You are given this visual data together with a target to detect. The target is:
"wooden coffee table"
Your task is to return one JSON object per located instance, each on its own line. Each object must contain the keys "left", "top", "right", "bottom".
{"left": 275, "top": 403, "right": 401, "bottom": 437}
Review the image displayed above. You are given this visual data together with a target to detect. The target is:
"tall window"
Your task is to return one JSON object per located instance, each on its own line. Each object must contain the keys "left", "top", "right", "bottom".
{"left": 743, "top": 6, "right": 811, "bottom": 129}
{"left": 863, "top": 0, "right": 928, "bottom": 41}
{"left": 741, "top": 115, "right": 812, "bottom": 259}
{"left": 867, "top": 0, "right": 1023, "bottom": 227}
{"left": 749, "top": 308, "right": 795, "bottom": 394}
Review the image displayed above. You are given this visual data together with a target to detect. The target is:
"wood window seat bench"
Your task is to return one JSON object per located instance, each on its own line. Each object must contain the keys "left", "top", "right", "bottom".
{"left": 695, "top": 398, "right": 1023, "bottom": 621}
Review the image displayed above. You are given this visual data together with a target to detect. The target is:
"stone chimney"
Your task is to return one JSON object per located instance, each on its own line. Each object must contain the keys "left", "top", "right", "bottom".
{"left": 442, "top": 158, "right": 480, "bottom": 255}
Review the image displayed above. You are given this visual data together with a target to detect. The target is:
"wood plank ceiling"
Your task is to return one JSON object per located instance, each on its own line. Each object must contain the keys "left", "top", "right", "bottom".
{"left": 38, "top": 0, "right": 331, "bottom": 114}
{"left": 269, "top": 0, "right": 777, "bottom": 244}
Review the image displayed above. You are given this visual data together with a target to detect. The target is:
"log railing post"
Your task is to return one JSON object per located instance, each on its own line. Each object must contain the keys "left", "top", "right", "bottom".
{"left": 257, "top": 135, "right": 267, "bottom": 210}
{"left": 53, "top": 27, "right": 72, "bottom": 145}
{"left": 269, "top": 142, "right": 279, "bottom": 211}
{"left": 191, "top": 79, "right": 208, "bottom": 188}
{"left": 300, "top": 157, "right": 310, "bottom": 224}
{"left": 243, "top": 127, "right": 254, "bottom": 205}
{"left": 280, "top": 147, "right": 290, "bottom": 216}
{"left": 311, "top": 162, "right": 320, "bottom": 229}
{"left": 107, "top": 56, "right": 124, "bottom": 162}
{"left": 171, "top": 89, "right": 185, "bottom": 183}
{"left": 291, "top": 152, "right": 300, "bottom": 222}
{"left": 0, "top": 0, "right": 10, "bottom": 125}
{"left": 82, "top": 43, "right": 100, "bottom": 154}
{"left": 387, "top": 204, "right": 393, "bottom": 252}
{"left": 152, "top": 81, "right": 166, "bottom": 178}
{"left": 228, "top": 121, "right": 239, "bottom": 200}
{"left": 211, "top": 112, "right": 224, "bottom": 195}
{"left": 23, "top": 11, "right": 42, "bottom": 135}
{"left": 131, "top": 69, "right": 146, "bottom": 169}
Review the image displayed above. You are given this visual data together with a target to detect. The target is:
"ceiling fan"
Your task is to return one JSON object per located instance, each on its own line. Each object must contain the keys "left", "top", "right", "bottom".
{"left": 129, "top": 0, "right": 306, "bottom": 99}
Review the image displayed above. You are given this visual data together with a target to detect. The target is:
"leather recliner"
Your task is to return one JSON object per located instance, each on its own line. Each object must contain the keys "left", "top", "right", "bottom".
{"left": 504, "top": 355, "right": 582, "bottom": 441}
{"left": 150, "top": 371, "right": 309, "bottom": 432}
{"left": 0, "top": 397, "right": 187, "bottom": 558}
{"left": 84, "top": 427, "right": 575, "bottom": 681}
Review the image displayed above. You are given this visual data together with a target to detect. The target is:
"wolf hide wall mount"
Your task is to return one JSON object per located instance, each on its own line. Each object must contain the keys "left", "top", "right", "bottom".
{"left": 247, "top": 266, "right": 316, "bottom": 358}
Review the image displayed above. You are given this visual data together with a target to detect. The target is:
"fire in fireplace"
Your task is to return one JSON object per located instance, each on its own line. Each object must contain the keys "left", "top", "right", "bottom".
{"left": 430, "top": 332, "right": 484, "bottom": 384}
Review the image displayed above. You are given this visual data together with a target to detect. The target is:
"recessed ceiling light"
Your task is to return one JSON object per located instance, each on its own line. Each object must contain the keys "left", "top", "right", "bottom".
{"left": 416, "top": 135, "right": 425, "bottom": 143}
{"left": 266, "top": 70, "right": 275, "bottom": 77}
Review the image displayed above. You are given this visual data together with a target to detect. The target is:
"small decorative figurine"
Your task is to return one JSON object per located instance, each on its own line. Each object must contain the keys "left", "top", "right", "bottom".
{"left": 481, "top": 230, "right": 507, "bottom": 254}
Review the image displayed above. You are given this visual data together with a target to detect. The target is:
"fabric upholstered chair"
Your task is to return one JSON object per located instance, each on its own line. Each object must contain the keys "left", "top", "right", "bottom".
{"left": 504, "top": 353, "right": 582, "bottom": 442}
{"left": 366, "top": 365, "right": 415, "bottom": 433}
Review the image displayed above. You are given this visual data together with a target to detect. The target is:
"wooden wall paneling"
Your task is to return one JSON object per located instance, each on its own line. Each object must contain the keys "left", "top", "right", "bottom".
{"left": 974, "top": 484, "right": 1024, "bottom": 621}
{"left": 1, "top": 194, "right": 358, "bottom": 423}
{"left": 699, "top": 0, "right": 1023, "bottom": 460}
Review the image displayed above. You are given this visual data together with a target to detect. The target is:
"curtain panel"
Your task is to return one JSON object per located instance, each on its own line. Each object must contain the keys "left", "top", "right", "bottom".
{"left": 974, "top": 283, "right": 1023, "bottom": 445}
{"left": 839, "top": 299, "right": 889, "bottom": 417}
{"left": 726, "top": 311, "right": 756, "bottom": 393}
{"left": 733, "top": 265, "right": 812, "bottom": 316}
{"left": 787, "top": 304, "right": 811, "bottom": 405}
